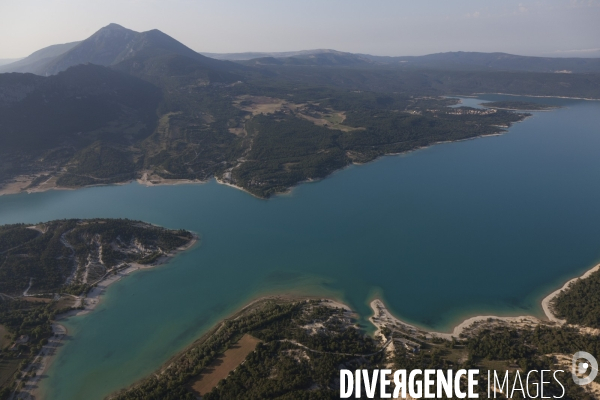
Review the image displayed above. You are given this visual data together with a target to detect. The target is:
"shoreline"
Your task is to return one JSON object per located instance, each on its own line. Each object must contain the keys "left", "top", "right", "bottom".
{"left": 0, "top": 104, "right": 532, "bottom": 201}
{"left": 214, "top": 177, "right": 263, "bottom": 199}
{"left": 370, "top": 262, "right": 600, "bottom": 341}
{"left": 472, "top": 92, "right": 600, "bottom": 101}
{"left": 0, "top": 171, "right": 207, "bottom": 197}
{"left": 104, "top": 296, "right": 353, "bottom": 398}
{"left": 216, "top": 125, "right": 520, "bottom": 199}
{"left": 65, "top": 232, "right": 198, "bottom": 319}
{"left": 541, "top": 263, "right": 600, "bottom": 324}
{"left": 16, "top": 234, "right": 198, "bottom": 400}
{"left": 33, "top": 261, "right": 599, "bottom": 400}
{"left": 15, "top": 323, "right": 67, "bottom": 400}
{"left": 136, "top": 172, "right": 208, "bottom": 188}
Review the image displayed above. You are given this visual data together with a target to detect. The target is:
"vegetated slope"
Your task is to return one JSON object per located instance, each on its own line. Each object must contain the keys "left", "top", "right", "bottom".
{"left": 0, "top": 59, "right": 21, "bottom": 67}
{"left": 217, "top": 50, "right": 600, "bottom": 73}
{"left": 240, "top": 50, "right": 375, "bottom": 67}
{"left": 0, "top": 41, "right": 80, "bottom": 74}
{"left": 227, "top": 100, "right": 525, "bottom": 197}
{"left": 0, "top": 64, "right": 161, "bottom": 151}
{"left": 0, "top": 24, "right": 248, "bottom": 191}
{"left": 0, "top": 64, "right": 161, "bottom": 184}
{"left": 2, "top": 24, "right": 600, "bottom": 198}
{"left": 0, "top": 218, "right": 194, "bottom": 398}
{"left": 0, "top": 64, "right": 539, "bottom": 198}
{"left": 0, "top": 219, "right": 194, "bottom": 295}
{"left": 202, "top": 49, "right": 345, "bottom": 61}
{"left": 254, "top": 64, "right": 600, "bottom": 98}
{"left": 552, "top": 269, "right": 600, "bottom": 328}
{"left": 3, "top": 23, "right": 246, "bottom": 77}
{"left": 359, "top": 51, "right": 600, "bottom": 73}
{"left": 111, "top": 299, "right": 596, "bottom": 400}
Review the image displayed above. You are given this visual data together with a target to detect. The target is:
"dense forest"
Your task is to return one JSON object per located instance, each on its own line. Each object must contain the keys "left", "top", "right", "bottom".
{"left": 552, "top": 270, "right": 600, "bottom": 328}
{"left": 110, "top": 298, "right": 600, "bottom": 400}
{"left": 0, "top": 219, "right": 193, "bottom": 295}
{"left": 0, "top": 299, "right": 74, "bottom": 399}
{"left": 2, "top": 35, "right": 594, "bottom": 198}
{"left": 0, "top": 218, "right": 194, "bottom": 398}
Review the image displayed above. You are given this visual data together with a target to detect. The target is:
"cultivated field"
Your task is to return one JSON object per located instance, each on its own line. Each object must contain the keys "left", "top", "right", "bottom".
{"left": 188, "top": 334, "right": 260, "bottom": 396}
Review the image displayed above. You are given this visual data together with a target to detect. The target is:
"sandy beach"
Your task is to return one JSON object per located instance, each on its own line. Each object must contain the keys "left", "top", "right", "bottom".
{"left": 0, "top": 178, "right": 32, "bottom": 196}
{"left": 13, "top": 324, "right": 66, "bottom": 400}
{"left": 0, "top": 171, "right": 250, "bottom": 200}
{"left": 474, "top": 92, "right": 600, "bottom": 101}
{"left": 370, "top": 262, "right": 600, "bottom": 341}
{"left": 13, "top": 234, "right": 198, "bottom": 400}
{"left": 0, "top": 173, "right": 72, "bottom": 197}
{"left": 214, "top": 176, "right": 261, "bottom": 198}
{"left": 0, "top": 110, "right": 528, "bottom": 202}
{"left": 541, "top": 263, "right": 600, "bottom": 323}
{"left": 75, "top": 233, "right": 198, "bottom": 318}
{"left": 11, "top": 242, "right": 599, "bottom": 399}
{"left": 136, "top": 171, "right": 208, "bottom": 188}
{"left": 0, "top": 170, "right": 207, "bottom": 198}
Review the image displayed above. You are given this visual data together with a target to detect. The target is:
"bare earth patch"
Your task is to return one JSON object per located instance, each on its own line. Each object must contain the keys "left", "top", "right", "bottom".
{"left": 233, "top": 95, "right": 289, "bottom": 116}
{"left": 0, "top": 325, "right": 10, "bottom": 349}
{"left": 189, "top": 334, "right": 261, "bottom": 396}
{"left": 297, "top": 110, "right": 362, "bottom": 132}
{"left": 22, "top": 297, "right": 52, "bottom": 304}
{"left": 0, "top": 175, "right": 34, "bottom": 196}
{"left": 232, "top": 95, "right": 364, "bottom": 132}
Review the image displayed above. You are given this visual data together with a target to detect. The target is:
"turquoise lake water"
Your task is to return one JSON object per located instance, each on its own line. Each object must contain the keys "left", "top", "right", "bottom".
{"left": 0, "top": 95, "right": 599, "bottom": 399}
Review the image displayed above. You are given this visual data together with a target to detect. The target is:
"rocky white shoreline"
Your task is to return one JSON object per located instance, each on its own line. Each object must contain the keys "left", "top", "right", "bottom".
{"left": 369, "top": 262, "right": 600, "bottom": 341}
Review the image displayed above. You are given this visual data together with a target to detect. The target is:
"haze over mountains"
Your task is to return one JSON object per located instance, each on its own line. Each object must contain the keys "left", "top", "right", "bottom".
{"left": 0, "top": 23, "right": 239, "bottom": 76}
{"left": 1, "top": 22, "right": 600, "bottom": 198}
{"left": 3, "top": 23, "right": 600, "bottom": 76}
{"left": 0, "top": 58, "right": 22, "bottom": 67}
{"left": 0, "top": 42, "right": 80, "bottom": 74}
{"left": 209, "top": 49, "right": 600, "bottom": 73}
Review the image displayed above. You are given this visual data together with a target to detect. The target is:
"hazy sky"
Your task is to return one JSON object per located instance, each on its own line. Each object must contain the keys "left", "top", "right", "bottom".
{"left": 1, "top": 0, "right": 599, "bottom": 59}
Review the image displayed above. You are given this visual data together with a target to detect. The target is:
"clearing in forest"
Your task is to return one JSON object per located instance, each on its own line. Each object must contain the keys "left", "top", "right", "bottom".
{"left": 188, "top": 334, "right": 261, "bottom": 396}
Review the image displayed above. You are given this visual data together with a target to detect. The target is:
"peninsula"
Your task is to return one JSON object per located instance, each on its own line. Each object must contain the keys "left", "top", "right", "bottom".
{"left": 107, "top": 264, "right": 600, "bottom": 400}
{"left": 0, "top": 219, "right": 196, "bottom": 398}
{"left": 482, "top": 101, "right": 559, "bottom": 111}
{"left": 2, "top": 23, "right": 594, "bottom": 199}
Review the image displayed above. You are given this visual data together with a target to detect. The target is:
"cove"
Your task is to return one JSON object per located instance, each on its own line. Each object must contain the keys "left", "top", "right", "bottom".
{"left": 0, "top": 95, "right": 599, "bottom": 400}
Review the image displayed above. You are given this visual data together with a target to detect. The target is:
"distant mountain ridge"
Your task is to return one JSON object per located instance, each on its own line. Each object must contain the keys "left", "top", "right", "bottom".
{"left": 239, "top": 49, "right": 375, "bottom": 67}
{"left": 201, "top": 49, "right": 347, "bottom": 61}
{"left": 0, "top": 42, "right": 80, "bottom": 74}
{"left": 0, "top": 63, "right": 161, "bottom": 152}
{"left": 3, "top": 25, "right": 600, "bottom": 75}
{"left": 0, "top": 58, "right": 22, "bottom": 67}
{"left": 358, "top": 51, "right": 600, "bottom": 73}
{"left": 209, "top": 49, "right": 600, "bottom": 73}
{"left": 1, "top": 23, "right": 600, "bottom": 200}
{"left": 0, "top": 24, "right": 242, "bottom": 77}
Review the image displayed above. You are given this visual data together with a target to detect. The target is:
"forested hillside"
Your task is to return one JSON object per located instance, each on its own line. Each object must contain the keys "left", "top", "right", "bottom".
{"left": 0, "top": 218, "right": 194, "bottom": 398}
{"left": 553, "top": 270, "right": 600, "bottom": 329}
{"left": 0, "top": 219, "right": 193, "bottom": 295}
{"left": 1, "top": 24, "right": 600, "bottom": 199}
{"left": 111, "top": 298, "right": 599, "bottom": 400}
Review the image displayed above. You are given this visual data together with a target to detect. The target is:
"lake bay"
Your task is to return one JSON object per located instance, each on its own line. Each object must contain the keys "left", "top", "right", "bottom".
{"left": 0, "top": 95, "right": 599, "bottom": 400}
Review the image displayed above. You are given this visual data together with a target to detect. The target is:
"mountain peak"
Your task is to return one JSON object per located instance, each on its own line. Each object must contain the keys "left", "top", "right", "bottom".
{"left": 91, "top": 23, "right": 136, "bottom": 39}
{"left": 2, "top": 23, "right": 243, "bottom": 77}
{"left": 102, "top": 23, "right": 128, "bottom": 30}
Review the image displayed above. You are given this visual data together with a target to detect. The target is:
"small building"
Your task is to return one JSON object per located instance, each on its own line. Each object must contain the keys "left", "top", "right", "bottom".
{"left": 9, "top": 335, "right": 30, "bottom": 351}
{"left": 16, "top": 335, "right": 29, "bottom": 344}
